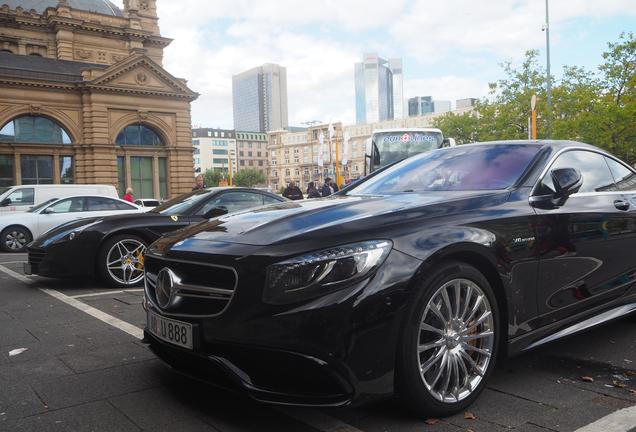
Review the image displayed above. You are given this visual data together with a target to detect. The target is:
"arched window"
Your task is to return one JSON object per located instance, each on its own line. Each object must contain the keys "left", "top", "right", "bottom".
{"left": 0, "top": 115, "right": 72, "bottom": 144}
{"left": 116, "top": 124, "right": 163, "bottom": 146}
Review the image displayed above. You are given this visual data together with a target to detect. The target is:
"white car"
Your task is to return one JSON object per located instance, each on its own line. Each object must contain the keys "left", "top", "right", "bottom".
{"left": 0, "top": 195, "right": 142, "bottom": 252}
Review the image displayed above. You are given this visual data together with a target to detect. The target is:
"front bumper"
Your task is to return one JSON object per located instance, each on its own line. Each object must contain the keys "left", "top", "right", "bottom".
{"left": 26, "top": 240, "right": 96, "bottom": 278}
{"left": 144, "top": 329, "right": 354, "bottom": 406}
{"left": 142, "top": 248, "right": 422, "bottom": 406}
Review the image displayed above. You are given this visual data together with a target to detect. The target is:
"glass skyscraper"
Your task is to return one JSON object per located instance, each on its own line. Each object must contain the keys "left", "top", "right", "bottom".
{"left": 408, "top": 96, "right": 434, "bottom": 117}
{"left": 354, "top": 53, "right": 403, "bottom": 124}
{"left": 232, "top": 63, "right": 288, "bottom": 132}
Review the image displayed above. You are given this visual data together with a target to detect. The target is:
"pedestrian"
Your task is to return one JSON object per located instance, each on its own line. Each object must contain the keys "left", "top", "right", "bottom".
{"left": 321, "top": 177, "right": 335, "bottom": 196}
{"left": 307, "top": 181, "right": 321, "bottom": 198}
{"left": 283, "top": 181, "right": 304, "bottom": 200}
{"left": 123, "top": 187, "right": 134, "bottom": 203}
{"left": 192, "top": 174, "right": 207, "bottom": 191}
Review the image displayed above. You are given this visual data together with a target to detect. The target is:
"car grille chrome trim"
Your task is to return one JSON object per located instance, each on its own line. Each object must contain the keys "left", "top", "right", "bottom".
{"left": 144, "top": 252, "right": 238, "bottom": 318}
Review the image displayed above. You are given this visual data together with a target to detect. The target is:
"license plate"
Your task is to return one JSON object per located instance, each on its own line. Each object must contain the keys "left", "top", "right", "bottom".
{"left": 147, "top": 311, "right": 193, "bottom": 350}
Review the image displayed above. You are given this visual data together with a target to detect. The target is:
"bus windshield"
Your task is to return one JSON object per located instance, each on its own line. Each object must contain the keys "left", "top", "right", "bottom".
{"left": 372, "top": 131, "right": 443, "bottom": 170}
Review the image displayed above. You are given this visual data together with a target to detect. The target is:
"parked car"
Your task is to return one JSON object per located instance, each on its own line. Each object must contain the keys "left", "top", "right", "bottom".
{"left": 0, "top": 195, "right": 141, "bottom": 252}
{"left": 134, "top": 199, "right": 161, "bottom": 211}
{"left": 26, "top": 187, "right": 286, "bottom": 287}
{"left": 142, "top": 141, "right": 636, "bottom": 417}
{"left": 0, "top": 184, "right": 117, "bottom": 214}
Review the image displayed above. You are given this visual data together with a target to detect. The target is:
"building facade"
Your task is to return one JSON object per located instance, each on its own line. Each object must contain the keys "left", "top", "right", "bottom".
{"left": 232, "top": 63, "right": 288, "bottom": 133}
{"left": 267, "top": 107, "right": 476, "bottom": 191}
{"left": 0, "top": 0, "right": 198, "bottom": 199}
{"left": 236, "top": 131, "right": 268, "bottom": 176}
{"left": 408, "top": 96, "right": 434, "bottom": 117}
{"left": 433, "top": 100, "right": 452, "bottom": 113}
{"left": 192, "top": 128, "right": 237, "bottom": 176}
{"left": 457, "top": 98, "right": 478, "bottom": 109}
{"left": 354, "top": 53, "right": 403, "bottom": 124}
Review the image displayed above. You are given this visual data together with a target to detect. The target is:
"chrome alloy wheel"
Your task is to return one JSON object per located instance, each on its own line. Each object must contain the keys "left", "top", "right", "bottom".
{"left": 5, "top": 230, "right": 28, "bottom": 251}
{"left": 106, "top": 239, "right": 146, "bottom": 286}
{"left": 417, "top": 278, "right": 495, "bottom": 403}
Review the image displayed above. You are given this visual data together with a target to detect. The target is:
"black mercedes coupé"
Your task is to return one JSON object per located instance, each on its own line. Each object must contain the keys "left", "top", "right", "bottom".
{"left": 141, "top": 141, "right": 636, "bottom": 417}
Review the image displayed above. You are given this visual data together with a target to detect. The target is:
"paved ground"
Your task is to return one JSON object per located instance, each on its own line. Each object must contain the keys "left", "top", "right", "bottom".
{"left": 0, "top": 252, "right": 634, "bottom": 432}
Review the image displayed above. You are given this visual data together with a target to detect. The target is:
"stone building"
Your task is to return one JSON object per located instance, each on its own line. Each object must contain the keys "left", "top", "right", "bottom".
{"left": 0, "top": 0, "right": 198, "bottom": 199}
{"left": 235, "top": 131, "right": 267, "bottom": 176}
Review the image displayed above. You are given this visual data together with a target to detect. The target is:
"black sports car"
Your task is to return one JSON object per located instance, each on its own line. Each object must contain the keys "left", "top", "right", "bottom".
{"left": 142, "top": 141, "right": 636, "bottom": 417}
{"left": 26, "top": 187, "right": 286, "bottom": 287}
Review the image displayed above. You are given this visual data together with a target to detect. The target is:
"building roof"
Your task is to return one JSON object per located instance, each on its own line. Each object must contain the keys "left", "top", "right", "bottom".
{"left": 3, "top": 0, "right": 123, "bottom": 16}
{"left": 0, "top": 51, "right": 107, "bottom": 82}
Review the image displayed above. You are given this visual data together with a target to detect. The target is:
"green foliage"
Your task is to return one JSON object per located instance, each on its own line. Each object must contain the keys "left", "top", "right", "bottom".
{"left": 433, "top": 33, "right": 636, "bottom": 163}
{"left": 233, "top": 168, "right": 267, "bottom": 187}
{"left": 203, "top": 168, "right": 228, "bottom": 187}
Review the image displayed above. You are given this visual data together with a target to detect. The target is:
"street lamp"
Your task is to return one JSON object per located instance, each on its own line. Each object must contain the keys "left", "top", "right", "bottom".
{"left": 543, "top": 0, "right": 552, "bottom": 138}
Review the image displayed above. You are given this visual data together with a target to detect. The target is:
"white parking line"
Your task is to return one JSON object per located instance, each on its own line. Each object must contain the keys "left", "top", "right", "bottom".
{"left": 0, "top": 264, "right": 365, "bottom": 432}
{"left": 574, "top": 405, "right": 636, "bottom": 432}
{"left": 71, "top": 289, "right": 144, "bottom": 299}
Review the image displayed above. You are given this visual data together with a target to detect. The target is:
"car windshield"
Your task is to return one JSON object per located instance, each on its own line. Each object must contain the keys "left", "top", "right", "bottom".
{"left": 348, "top": 144, "right": 541, "bottom": 195}
{"left": 28, "top": 198, "right": 58, "bottom": 213}
{"left": 150, "top": 189, "right": 213, "bottom": 216}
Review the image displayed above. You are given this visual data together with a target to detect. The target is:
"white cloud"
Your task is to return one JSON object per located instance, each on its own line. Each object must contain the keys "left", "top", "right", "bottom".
{"left": 109, "top": 0, "right": 636, "bottom": 129}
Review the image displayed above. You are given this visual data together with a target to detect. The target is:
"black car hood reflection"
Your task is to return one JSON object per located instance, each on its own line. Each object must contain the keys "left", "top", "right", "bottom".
{"left": 163, "top": 191, "right": 503, "bottom": 248}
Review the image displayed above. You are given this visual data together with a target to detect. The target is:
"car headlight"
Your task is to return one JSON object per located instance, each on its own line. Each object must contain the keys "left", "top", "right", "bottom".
{"left": 263, "top": 240, "right": 392, "bottom": 305}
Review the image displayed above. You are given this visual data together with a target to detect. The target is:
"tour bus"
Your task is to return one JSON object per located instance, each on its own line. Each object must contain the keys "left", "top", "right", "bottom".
{"left": 364, "top": 128, "right": 455, "bottom": 175}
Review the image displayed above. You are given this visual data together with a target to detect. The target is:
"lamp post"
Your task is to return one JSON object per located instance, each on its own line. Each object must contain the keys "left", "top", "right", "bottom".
{"left": 544, "top": 0, "right": 552, "bottom": 138}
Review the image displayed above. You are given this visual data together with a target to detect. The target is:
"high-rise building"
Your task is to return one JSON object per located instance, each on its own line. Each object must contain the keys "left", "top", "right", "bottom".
{"left": 408, "top": 96, "right": 434, "bottom": 117}
{"left": 354, "top": 53, "right": 403, "bottom": 124}
{"left": 232, "top": 64, "right": 288, "bottom": 133}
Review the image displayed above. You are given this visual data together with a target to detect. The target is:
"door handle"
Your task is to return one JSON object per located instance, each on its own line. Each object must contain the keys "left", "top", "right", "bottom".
{"left": 614, "top": 200, "right": 630, "bottom": 211}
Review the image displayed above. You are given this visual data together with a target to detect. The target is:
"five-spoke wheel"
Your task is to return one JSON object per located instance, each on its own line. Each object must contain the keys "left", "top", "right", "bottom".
{"left": 98, "top": 234, "right": 147, "bottom": 287}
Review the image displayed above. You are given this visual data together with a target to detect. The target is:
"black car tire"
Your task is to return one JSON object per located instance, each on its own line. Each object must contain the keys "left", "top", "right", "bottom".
{"left": 97, "top": 234, "right": 148, "bottom": 288}
{"left": 396, "top": 261, "right": 500, "bottom": 418}
{"left": 1, "top": 226, "right": 32, "bottom": 253}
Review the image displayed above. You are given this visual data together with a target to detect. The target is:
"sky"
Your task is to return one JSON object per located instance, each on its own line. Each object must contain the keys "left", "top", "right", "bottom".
{"left": 113, "top": 0, "right": 636, "bottom": 129}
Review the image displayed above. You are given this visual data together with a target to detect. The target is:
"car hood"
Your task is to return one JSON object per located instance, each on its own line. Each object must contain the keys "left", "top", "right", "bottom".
{"left": 155, "top": 191, "right": 507, "bottom": 250}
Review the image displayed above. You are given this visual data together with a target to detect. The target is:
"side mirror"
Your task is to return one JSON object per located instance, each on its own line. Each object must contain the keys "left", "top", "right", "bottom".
{"left": 0, "top": 198, "right": 10, "bottom": 207}
{"left": 552, "top": 168, "right": 583, "bottom": 200}
{"left": 42, "top": 207, "right": 55, "bottom": 214}
{"left": 530, "top": 167, "right": 582, "bottom": 209}
{"left": 203, "top": 206, "right": 228, "bottom": 219}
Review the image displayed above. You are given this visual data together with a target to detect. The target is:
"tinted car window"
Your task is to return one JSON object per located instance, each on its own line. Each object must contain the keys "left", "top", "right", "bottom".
{"left": 46, "top": 197, "right": 85, "bottom": 213}
{"left": 605, "top": 157, "right": 636, "bottom": 191}
{"left": 349, "top": 144, "right": 541, "bottom": 195}
{"left": 536, "top": 150, "right": 615, "bottom": 195}
{"left": 152, "top": 189, "right": 212, "bottom": 216}
{"left": 5, "top": 188, "right": 34, "bottom": 205}
{"left": 197, "top": 192, "right": 265, "bottom": 215}
{"left": 116, "top": 200, "right": 138, "bottom": 210}
{"left": 87, "top": 197, "right": 119, "bottom": 211}
{"left": 262, "top": 195, "right": 282, "bottom": 205}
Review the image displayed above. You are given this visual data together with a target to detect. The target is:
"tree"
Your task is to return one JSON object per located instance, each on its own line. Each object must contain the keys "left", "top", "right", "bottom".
{"left": 233, "top": 169, "right": 266, "bottom": 187}
{"left": 432, "top": 111, "right": 482, "bottom": 144}
{"left": 203, "top": 168, "right": 227, "bottom": 187}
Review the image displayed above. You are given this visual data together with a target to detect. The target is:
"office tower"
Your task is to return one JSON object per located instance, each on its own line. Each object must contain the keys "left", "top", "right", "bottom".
{"left": 354, "top": 53, "right": 403, "bottom": 124}
{"left": 408, "top": 96, "right": 434, "bottom": 117}
{"left": 232, "top": 64, "right": 288, "bottom": 132}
